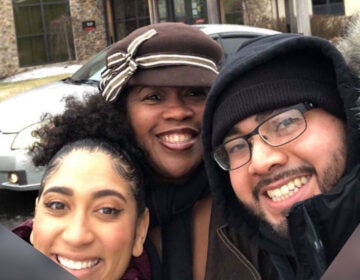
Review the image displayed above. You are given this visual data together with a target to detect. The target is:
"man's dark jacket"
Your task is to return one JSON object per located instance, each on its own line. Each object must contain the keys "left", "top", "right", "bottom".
{"left": 202, "top": 33, "right": 360, "bottom": 280}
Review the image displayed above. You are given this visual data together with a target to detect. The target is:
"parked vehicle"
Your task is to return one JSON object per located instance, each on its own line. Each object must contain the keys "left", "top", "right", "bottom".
{"left": 194, "top": 24, "right": 280, "bottom": 68}
{"left": 0, "top": 24, "right": 279, "bottom": 191}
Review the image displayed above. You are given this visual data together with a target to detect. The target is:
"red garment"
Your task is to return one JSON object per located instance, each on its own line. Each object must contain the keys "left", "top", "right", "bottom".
{"left": 12, "top": 220, "right": 151, "bottom": 280}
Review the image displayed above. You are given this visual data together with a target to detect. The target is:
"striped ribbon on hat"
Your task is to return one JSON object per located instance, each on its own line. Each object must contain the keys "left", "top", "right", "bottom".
{"left": 99, "top": 28, "right": 219, "bottom": 102}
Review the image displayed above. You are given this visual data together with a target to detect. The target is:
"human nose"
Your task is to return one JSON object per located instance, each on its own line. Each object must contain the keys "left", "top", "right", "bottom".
{"left": 62, "top": 213, "right": 94, "bottom": 246}
{"left": 248, "top": 136, "right": 287, "bottom": 175}
{"left": 162, "top": 97, "right": 194, "bottom": 120}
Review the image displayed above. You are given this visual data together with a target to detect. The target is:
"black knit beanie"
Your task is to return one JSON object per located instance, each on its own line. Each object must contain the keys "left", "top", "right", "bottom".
{"left": 212, "top": 50, "right": 345, "bottom": 147}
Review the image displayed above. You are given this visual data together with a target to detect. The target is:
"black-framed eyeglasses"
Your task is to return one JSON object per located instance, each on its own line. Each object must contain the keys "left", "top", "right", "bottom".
{"left": 213, "top": 102, "right": 315, "bottom": 171}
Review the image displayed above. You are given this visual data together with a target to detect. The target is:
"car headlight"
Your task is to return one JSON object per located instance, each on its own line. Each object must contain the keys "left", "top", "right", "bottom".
{"left": 11, "top": 121, "right": 46, "bottom": 150}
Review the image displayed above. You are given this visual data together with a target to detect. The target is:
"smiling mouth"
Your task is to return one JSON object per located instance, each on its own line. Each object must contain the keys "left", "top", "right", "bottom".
{"left": 266, "top": 176, "right": 310, "bottom": 202}
{"left": 57, "top": 255, "right": 100, "bottom": 270}
{"left": 159, "top": 133, "right": 194, "bottom": 143}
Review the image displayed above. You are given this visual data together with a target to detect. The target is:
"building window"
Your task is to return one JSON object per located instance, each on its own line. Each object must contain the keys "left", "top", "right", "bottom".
{"left": 156, "top": 0, "right": 207, "bottom": 24}
{"left": 12, "top": 0, "right": 74, "bottom": 67}
{"left": 112, "top": 0, "right": 150, "bottom": 41}
{"left": 222, "top": 0, "right": 244, "bottom": 24}
{"left": 157, "top": 0, "right": 168, "bottom": 21}
{"left": 190, "top": 0, "right": 208, "bottom": 24}
{"left": 312, "top": 0, "right": 344, "bottom": 15}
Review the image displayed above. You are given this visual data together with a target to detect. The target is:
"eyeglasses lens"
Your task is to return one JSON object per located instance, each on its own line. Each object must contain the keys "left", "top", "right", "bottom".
{"left": 214, "top": 108, "right": 307, "bottom": 171}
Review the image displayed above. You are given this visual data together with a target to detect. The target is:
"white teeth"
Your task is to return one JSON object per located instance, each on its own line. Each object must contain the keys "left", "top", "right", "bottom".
{"left": 280, "top": 185, "right": 288, "bottom": 195}
{"left": 160, "top": 134, "right": 192, "bottom": 143}
{"left": 266, "top": 176, "right": 310, "bottom": 202}
{"left": 294, "top": 178, "right": 301, "bottom": 187}
{"left": 57, "top": 256, "right": 99, "bottom": 270}
{"left": 274, "top": 189, "right": 281, "bottom": 197}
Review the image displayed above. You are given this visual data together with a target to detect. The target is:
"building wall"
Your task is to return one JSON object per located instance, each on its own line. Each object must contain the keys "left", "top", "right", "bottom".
{"left": 0, "top": 0, "right": 19, "bottom": 79}
{"left": 2, "top": 0, "right": 358, "bottom": 79}
{"left": 273, "top": 0, "right": 313, "bottom": 18}
{"left": 281, "top": 0, "right": 360, "bottom": 17}
{"left": 271, "top": 0, "right": 286, "bottom": 18}
{"left": 243, "top": 0, "right": 273, "bottom": 26}
{"left": 69, "top": 0, "right": 107, "bottom": 61}
{"left": 0, "top": 0, "right": 108, "bottom": 79}
{"left": 345, "top": 0, "right": 360, "bottom": 15}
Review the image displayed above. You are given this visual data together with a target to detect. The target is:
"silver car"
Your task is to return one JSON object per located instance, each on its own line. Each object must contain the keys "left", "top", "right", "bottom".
{"left": 0, "top": 24, "right": 279, "bottom": 191}
{"left": 0, "top": 50, "right": 105, "bottom": 191}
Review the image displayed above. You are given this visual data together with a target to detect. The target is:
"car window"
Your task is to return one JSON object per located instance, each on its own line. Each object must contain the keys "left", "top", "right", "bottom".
{"left": 71, "top": 48, "right": 108, "bottom": 82}
{"left": 221, "top": 36, "right": 256, "bottom": 57}
{"left": 215, "top": 35, "right": 258, "bottom": 68}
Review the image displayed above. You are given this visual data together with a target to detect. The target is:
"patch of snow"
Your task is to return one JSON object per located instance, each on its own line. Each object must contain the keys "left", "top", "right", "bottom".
{"left": 1, "top": 64, "right": 82, "bottom": 83}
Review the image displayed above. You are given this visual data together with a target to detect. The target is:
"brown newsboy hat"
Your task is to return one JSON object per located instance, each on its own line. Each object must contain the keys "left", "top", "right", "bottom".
{"left": 99, "top": 22, "right": 223, "bottom": 102}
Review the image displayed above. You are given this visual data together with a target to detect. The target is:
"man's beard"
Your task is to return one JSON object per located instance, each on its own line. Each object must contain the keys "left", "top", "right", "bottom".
{"left": 243, "top": 148, "right": 346, "bottom": 239}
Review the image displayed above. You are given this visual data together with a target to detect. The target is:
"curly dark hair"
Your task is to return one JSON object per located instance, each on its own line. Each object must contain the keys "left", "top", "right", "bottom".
{"left": 31, "top": 94, "right": 137, "bottom": 165}
{"left": 30, "top": 93, "right": 147, "bottom": 214}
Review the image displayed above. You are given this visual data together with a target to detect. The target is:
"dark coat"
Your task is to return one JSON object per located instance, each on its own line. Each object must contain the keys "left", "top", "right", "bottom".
{"left": 144, "top": 164, "right": 210, "bottom": 280}
{"left": 202, "top": 33, "right": 360, "bottom": 280}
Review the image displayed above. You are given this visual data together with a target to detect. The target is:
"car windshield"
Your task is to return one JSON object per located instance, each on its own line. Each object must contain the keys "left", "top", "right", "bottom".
{"left": 70, "top": 47, "right": 108, "bottom": 83}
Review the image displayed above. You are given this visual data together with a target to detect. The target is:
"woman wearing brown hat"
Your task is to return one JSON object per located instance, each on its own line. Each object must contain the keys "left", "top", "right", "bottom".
{"left": 98, "top": 22, "right": 223, "bottom": 280}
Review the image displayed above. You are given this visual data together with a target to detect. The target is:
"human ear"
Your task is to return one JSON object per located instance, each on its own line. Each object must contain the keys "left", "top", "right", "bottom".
{"left": 132, "top": 208, "right": 150, "bottom": 257}
{"left": 29, "top": 197, "right": 39, "bottom": 245}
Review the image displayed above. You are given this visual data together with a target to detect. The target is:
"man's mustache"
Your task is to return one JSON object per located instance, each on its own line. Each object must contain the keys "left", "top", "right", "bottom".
{"left": 253, "top": 165, "right": 316, "bottom": 199}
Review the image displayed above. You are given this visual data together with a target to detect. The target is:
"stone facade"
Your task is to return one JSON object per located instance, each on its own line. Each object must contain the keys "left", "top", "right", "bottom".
{"left": 245, "top": 0, "right": 272, "bottom": 24}
{"left": 0, "top": 0, "right": 107, "bottom": 79}
{"left": 70, "top": 0, "right": 107, "bottom": 61}
{"left": 242, "top": 0, "right": 274, "bottom": 28}
{"left": 1, "top": 0, "right": 356, "bottom": 79}
{"left": 1, "top": 0, "right": 19, "bottom": 79}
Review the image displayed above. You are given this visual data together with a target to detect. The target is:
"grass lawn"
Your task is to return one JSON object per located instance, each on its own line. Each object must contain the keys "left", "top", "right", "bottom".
{"left": 0, "top": 74, "right": 70, "bottom": 102}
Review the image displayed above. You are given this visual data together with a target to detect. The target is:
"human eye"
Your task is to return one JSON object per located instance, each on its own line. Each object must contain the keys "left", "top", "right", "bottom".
{"left": 44, "top": 201, "right": 67, "bottom": 211}
{"left": 97, "top": 207, "right": 122, "bottom": 218}
{"left": 184, "top": 88, "right": 208, "bottom": 99}
{"left": 225, "top": 139, "right": 247, "bottom": 155}
{"left": 278, "top": 117, "right": 296, "bottom": 128}
{"left": 138, "top": 87, "right": 164, "bottom": 104}
{"left": 276, "top": 114, "right": 302, "bottom": 132}
{"left": 265, "top": 110, "right": 303, "bottom": 139}
{"left": 144, "top": 93, "right": 161, "bottom": 102}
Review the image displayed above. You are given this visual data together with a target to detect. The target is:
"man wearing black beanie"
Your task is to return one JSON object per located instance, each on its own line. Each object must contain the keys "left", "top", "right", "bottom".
{"left": 202, "top": 32, "right": 360, "bottom": 279}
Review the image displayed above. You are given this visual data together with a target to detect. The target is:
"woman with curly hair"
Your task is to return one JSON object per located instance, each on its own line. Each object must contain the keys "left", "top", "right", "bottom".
{"left": 16, "top": 21, "right": 222, "bottom": 280}
{"left": 13, "top": 95, "right": 150, "bottom": 280}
